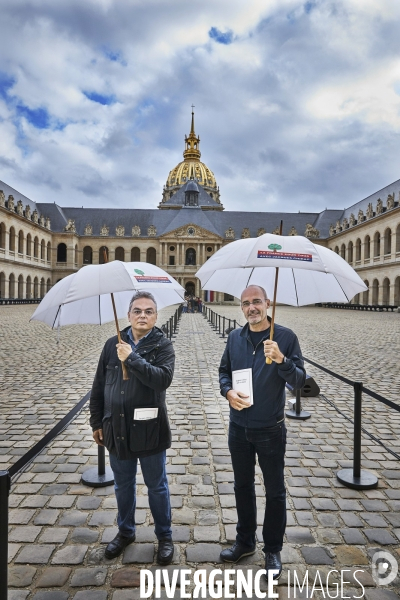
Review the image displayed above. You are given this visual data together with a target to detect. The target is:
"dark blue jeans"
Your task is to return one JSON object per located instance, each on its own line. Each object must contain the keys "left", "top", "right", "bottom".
{"left": 109, "top": 450, "right": 172, "bottom": 540}
{"left": 228, "top": 420, "right": 287, "bottom": 553}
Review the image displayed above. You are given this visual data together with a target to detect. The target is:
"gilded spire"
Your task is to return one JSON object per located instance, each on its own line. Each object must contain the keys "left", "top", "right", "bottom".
{"left": 183, "top": 107, "right": 201, "bottom": 161}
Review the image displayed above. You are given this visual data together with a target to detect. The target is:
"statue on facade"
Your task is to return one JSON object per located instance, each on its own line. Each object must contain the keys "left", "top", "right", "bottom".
{"left": 100, "top": 224, "right": 109, "bottom": 236}
{"left": 25, "top": 205, "right": 31, "bottom": 220}
{"left": 0, "top": 191, "right": 5, "bottom": 207}
{"left": 84, "top": 224, "right": 92, "bottom": 235}
{"left": 148, "top": 225, "right": 156, "bottom": 236}
{"left": 225, "top": 227, "right": 235, "bottom": 239}
{"left": 335, "top": 219, "right": 342, "bottom": 232}
{"left": 132, "top": 225, "right": 141, "bottom": 236}
{"left": 39, "top": 215, "right": 45, "bottom": 227}
{"left": 241, "top": 228, "right": 250, "bottom": 238}
{"left": 64, "top": 219, "right": 76, "bottom": 233}
{"left": 16, "top": 200, "right": 24, "bottom": 216}
{"left": 45, "top": 217, "right": 51, "bottom": 230}
{"left": 342, "top": 217, "right": 349, "bottom": 229}
{"left": 358, "top": 209, "right": 364, "bottom": 223}
{"left": 272, "top": 226, "right": 280, "bottom": 234}
{"left": 329, "top": 224, "right": 335, "bottom": 237}
{"left": 304, "top": 223, "right": 319, "bottom": 238}
{"left": 376, "top": 198, "right": 383, "bottom": 215}
{"left": 288, "top": 226, "right": 297, "bottom": 236}
{"left": 349, "top": 213, "right": 355, "bottom": 227}
{"left": 257, "top": 228, "right": 266, "bottom": 237}
{"left": 7, "top": 195, "right": 14, "bottom": 211}
{"left": 366, "top": 203, "right": 374, "bottom": 219}
{"left": 387, "top": 194, "right": 394, "bottom": 210}
{"left": 116, "top": 225, "right": 125, "bottom": 237}
{"left": 32, "top": 209, "right": 39, "bottom": 223}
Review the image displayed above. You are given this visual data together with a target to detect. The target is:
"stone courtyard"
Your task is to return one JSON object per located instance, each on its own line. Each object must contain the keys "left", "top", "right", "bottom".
{"left": 1, "top": 304, "right": 400, "bottom": 599}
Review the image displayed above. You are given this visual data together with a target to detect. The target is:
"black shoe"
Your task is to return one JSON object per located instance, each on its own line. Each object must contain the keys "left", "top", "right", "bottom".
{"left": 220, "top": 542, "right": 256, "bottom": 563}
{"left": 265, "top": 551, "right": 282, "bottom": 580}
{"left": 104, "top": 532, "right": 136, "bottom": 559}
{"left": 157, "top": 538, "right": 174, "bottom": 565}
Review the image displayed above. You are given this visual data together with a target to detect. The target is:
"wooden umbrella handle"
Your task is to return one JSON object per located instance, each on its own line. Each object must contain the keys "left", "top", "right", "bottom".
{"left": 266, "top": 220, "right": 283, "bottom": 365}
{"left": 102, "top": 246, "right": 129, "bottom": 381}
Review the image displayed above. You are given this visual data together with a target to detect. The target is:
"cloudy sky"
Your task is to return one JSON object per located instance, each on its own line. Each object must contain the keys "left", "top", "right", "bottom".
{"left": 1, "top": 0, "right": 400, "bottom": 213}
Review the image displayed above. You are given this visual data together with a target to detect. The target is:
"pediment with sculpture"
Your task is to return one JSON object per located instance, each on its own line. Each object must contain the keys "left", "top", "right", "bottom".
{"left": 161, "top": 224, "right": 221, "bottom": 241}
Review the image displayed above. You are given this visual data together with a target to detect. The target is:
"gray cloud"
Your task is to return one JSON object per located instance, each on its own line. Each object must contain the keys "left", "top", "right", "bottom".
{"left": 0, "top": 0, "right": 399, "bottom": 213}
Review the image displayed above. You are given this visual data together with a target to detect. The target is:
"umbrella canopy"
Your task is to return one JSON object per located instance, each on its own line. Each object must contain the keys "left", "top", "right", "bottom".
{"left": 196, "top": 234, "right": 367, "bottom": 305}
{"left": 31, "top": 261, "right": 185, "bottom": 328}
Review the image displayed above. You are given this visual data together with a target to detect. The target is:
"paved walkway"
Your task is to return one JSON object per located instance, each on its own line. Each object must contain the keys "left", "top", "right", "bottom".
{"left": 3, "top": 306, "right": 400, "bottom": 599}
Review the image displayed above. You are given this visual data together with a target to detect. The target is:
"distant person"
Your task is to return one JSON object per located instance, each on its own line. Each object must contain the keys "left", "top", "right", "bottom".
{"left": 90, "top": 291, "right": 175, "bottom": 565}
{"left": 219, "top": 285, "right": 306, "bottom": 580}
{"left": 197, "top": 297, "right": 203, "bottom": 313}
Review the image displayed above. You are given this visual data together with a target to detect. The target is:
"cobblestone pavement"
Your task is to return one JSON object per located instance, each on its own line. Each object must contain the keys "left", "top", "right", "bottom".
{"left": 3, "top": 305, "right": 400, "bottom": 599}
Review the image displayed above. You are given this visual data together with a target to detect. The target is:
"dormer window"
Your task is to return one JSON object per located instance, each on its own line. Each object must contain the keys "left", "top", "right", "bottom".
{"left": 185, "top": 181, "right": 199, "bottom": 206}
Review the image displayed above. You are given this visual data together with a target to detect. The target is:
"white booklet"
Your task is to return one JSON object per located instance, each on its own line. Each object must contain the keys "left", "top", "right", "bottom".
{"left": 232, "top": 368, "right": 253, "bottom": 405}
{"left": 133, "top": 408, "right": 159, "bottom": 421}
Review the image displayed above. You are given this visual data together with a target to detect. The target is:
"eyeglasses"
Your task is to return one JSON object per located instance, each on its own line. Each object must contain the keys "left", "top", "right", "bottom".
{"left": 131, "top": 309, "right": 156, "bottom": 316}
{"left": 241, "top": 299, "right": 265, "bottom": 308}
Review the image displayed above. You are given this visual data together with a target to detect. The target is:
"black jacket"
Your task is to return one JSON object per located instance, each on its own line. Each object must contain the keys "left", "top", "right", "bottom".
{"left": 90, "top": 325, "right": 175, "bottom": 460}
{"left": 219, "top": 321, "right": 306, "bottom": 428}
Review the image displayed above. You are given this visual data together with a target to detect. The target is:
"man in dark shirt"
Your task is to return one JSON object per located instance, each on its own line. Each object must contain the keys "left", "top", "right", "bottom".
{"left": 219, "top": 285, "right": 306, "bottom": 579}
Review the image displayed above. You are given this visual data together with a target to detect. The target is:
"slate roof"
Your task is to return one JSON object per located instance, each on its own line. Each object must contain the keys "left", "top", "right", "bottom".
{"left": 0, "top": 179, "right": 39, "bottom": 215}
{"left": 161, "top": 180, "right": 222, "bottom": 209}
{"left": 341, "top": 178, "right": 400, "bottom": 221}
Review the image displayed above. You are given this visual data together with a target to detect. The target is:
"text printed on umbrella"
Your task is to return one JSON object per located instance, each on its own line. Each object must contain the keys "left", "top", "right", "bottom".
{"left": 257, "top": 250, "right": 313, "bottom": 261}
{"left": 134, "top": 276, "right": 172, "bottom": 283}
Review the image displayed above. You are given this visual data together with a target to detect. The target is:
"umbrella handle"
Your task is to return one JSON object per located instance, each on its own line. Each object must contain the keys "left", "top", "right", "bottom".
{"left": 266, "top": 221, "right": 282, "bottom": 365}
{"left": 110, "top": 292, "right": 130, "bottom": 381}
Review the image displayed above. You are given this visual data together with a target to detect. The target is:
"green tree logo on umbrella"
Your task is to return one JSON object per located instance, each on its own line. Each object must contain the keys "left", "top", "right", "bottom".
{"left": 134, "top": 269, "right": 145, "bottom": 275}
{"left": 268, "top": 244, "right": 282, "bottom": 252}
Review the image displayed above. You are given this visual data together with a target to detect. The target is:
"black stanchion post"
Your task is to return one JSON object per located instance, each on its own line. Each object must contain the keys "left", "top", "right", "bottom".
{"left": 0, "top": 470, "right": 10, "bottom": 600}
{"left": 233, "top": 319, "right": 236, "bottom": 330}
{"left": 336, "top": 382, "right": 378, "bottom": 490}
{"left": 222, "top": 316, "right": 226, "bottom": 338}
{"left": 82, "top": 445, "right": 114, "bottom": 488}
{"left": 286, "top": 388, "right": 311, "bottom": 420}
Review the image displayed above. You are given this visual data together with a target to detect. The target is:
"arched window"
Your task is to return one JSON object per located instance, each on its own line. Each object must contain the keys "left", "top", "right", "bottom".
{"left": 146, "top": 247, "right": 156, "bottom": 265}
{"left": 18, "top": 230, "right": 24, "bottom": 254}
{"left": 0, "top": 223, "right": 5, "bottom": 249}
{"left": 372, "top": 279, "right": 379, "bottom": 304}
{"left": 74, "top": 244, "right": 78, "bottom": 265}
{"left": 99, "top": 246, "right": 109, "bottom": 264}
{"left": 83, "top": 246, "right": 93, "bottom": 264}
{"left": 33, "top": 277, "right": 39, "bottom": 299}
{"left": 131, "top": 247, "right": 140, "bottom": 262}
{"left": 348, "top": 241, "right": 353, "bottom": 264}
{"left": 46, "top": 278, "right": 51, "bottom": 293}
{"left": 57, "top": 243, "right": 67, "bottom": 262}
{"left": 40, "top": 277, "right": 45, "bottom": 298}
{"left": 26, "top": 276, "right": 31, "bottom": 298}
{"left": 384, "top": 228, "right": 392, "bottom": 255}
{"left": 373, "top": 232, "right": 380, "bottom": 257}
{"left": 185, "top": 247, "right": 196, "bottom": 265}
{"left": 26, "top": 233, "right": 32, "bottom": 256}
{"left": 340, "top": 244, "right": 346, "bottom": 260}
{"left": 0, "top": 272, "right": 5, "bottom": 298}
{"left": 364, "top": 235, "right": 370, "bottom": 259}
{"left": 355, "top": 238, "right": 361, "bottom": 262}
{"left": 395, "top": 277, "right": 400, "bottom": 306}
{"left": 47, "top": 241, "right": 51, "bottom": 262}
{"left": 382, "top": 278, "right": 390, "bottom": 306}
{"left": 41, "top": 239, "right": 46, "bottom": 260}
{"left": 9, "top": 227, "right": 15, "bottom": 252}
{"left": 363, "top": 280, "right": 369, "bottom": 305}
{"left": 115, "top": 247, "right": 125, "bottom": 261}
{"left": 18, "top": 275, "right": 23, "bottom": 299}
{"left": 334, "top": 246, "right": 339, "bottom": 254}
{"left": 9, "top": 273, "right": 15, "bottom": 298}
{"left": 34, "top": 236, "right": 39, "bottom": 258}
{"left": 396, "top": 224, "right": 400, "bottom": 253}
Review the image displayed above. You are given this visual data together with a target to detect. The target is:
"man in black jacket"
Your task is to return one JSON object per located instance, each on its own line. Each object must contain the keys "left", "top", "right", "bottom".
{"left": 90, "top": 291, "right": 175, "bottom": 564}
{"left": 219, "top": 285, "right": 306, "bottom": 579}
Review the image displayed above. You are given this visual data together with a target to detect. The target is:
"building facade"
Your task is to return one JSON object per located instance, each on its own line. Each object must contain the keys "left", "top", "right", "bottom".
{"left": 1, "top": 113, "right": 399, "bottom": 305}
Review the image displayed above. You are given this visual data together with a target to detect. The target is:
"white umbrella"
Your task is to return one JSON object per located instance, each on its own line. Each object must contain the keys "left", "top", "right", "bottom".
{"left": 196, "top": 232, "right": 367, "bottom": 365}
{"left": 196, "top": 234, "right": 367, "bottom": 306}
{"left": 31, "top": 261, "right": 185, "bottom": 328}
{"left": 31, "top": 261, "right": 185, "bottom": 380}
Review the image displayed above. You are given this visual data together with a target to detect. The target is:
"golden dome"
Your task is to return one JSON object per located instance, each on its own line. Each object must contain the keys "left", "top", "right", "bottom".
{"left": 163, "top": 111, "right": 219, "bottom": 201}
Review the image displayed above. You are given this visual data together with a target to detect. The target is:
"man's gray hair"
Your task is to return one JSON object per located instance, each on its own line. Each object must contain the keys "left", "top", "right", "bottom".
{"left": 129, "top": 291, "right": 157, "bottom": 312}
